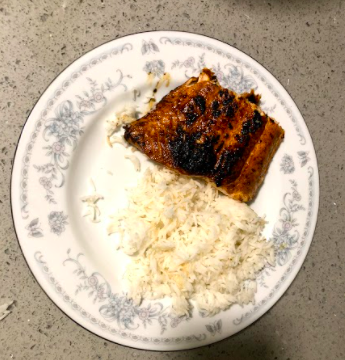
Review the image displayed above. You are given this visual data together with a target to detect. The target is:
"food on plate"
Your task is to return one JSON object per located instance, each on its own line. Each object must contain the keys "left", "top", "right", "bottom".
{"left": 108, "top": 166, "right": 274, "bottom": 316}
{"left": 124, "top": 68, "right": 284, "bottom": 202}
{"left": 81, "top": 179, "right": 103, "bottom": 223}
{"left": 106, "top": 105, "right": 138, "bottom": 147}
{"left": 124, "top": 154, "right": 141, "bottom": 172}
{"left": 104, "top": 68, "right": 281, "bottom": 315}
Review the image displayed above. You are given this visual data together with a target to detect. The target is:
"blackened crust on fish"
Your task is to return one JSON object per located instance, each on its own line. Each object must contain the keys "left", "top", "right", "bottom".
{"left": 194, "top": 95, "right": 206, "bottom": 114}
{"left": 241, "top": 111, "right": 263, "bottom": 136}
{"left": 213, "top": 110, "right": 221, "bottom": 118}
{"left": 242, "top": 90, "right": 261, "bottom": 105}
{"left": 214, "top": 148, "right": 243, "bottom": 186}
{"left": 169, "top": 127, "right": 247, "bottom": 187}
{"left": 182, "top": 103, "right": 198, "bottom": 126}
{"left": 124, "top": 68, "right": 285, "bottom": 202}
{"left": 212, "top": 101, "right": 219, "bottom": 110}
{"left": 169, "top": 126, "right": 217, "bottom": 175}
{"left": 185, "top": 112, "right": 198, "bottom": 126}
{"left": 124, "top": 125, "right": 145, "bottom": 148}
{"left": 224, "top": 102, "right": 237, "bottom": 118}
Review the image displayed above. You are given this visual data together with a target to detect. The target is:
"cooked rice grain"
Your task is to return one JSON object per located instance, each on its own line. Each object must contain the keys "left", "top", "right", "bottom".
{"left": 109, "top": 167, "right": 274, "bottom": 316}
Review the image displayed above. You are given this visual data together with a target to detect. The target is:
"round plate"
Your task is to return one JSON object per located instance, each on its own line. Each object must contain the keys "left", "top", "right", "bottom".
{"left": 11, "top": 31, "right": 319, "bottom": 350}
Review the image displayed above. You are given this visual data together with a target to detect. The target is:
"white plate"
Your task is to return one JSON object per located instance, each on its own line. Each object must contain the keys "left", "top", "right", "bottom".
{"left": 11, "top": 31, "right": 319, "bottom": 350}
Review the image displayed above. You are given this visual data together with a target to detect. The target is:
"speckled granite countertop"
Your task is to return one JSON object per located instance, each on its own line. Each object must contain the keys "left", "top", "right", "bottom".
{"left": 1, "top": 0, "right": 344, "bottom": 359}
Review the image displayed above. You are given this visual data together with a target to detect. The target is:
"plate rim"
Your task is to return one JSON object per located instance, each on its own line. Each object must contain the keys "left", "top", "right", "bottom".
{"left": 10, "top": 30, "right": 320, "bottom": 351}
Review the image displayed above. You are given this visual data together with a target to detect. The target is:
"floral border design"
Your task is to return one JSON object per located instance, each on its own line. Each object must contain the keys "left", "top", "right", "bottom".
{"left": 271, "top": 180, "right": 305, "bottom": 266}
{"left": 34, "top": 252, "right": 207, "bottom": 345}
{"left": 26, "top": 218, "right": 43, "bottom": 238}
{"left": 234, "top": 166, "right": 315, "bottom": 325}
{"left": 34, "top": 73, "right": 128, "bottom": 204}
{"left": 172, "top": 53, "right": 257, "bottom": 94}
{"left": 143, "top": 60, "right": 165, "bottom": 78}
{"left": 205, "top": 319, "right": 222, "bottom": 336}
{"left": 298, "top": 151, "right": 310, "bottom": 167}
{"left": 141, "top": 39, "right": 160, "bottom": 55}
{"left": 159, "top": 36, "right": 306, "bottom": 145}
{"left": 280, "top": 154, "right": 295, "bottom": 174}
{"left": 48, "top": 211, "right": 68, "bottom": 236}
{"left": 258, "top": 179, "right": 305, "bottom": 287}
{"left": 26, "top": 211, "right": 68, "bottom": 238}
{"left": 63, "top": 250, "right": 188, "bottom": 334}
{"left": 20, "top": 42, "right": 133, "bottom": 219}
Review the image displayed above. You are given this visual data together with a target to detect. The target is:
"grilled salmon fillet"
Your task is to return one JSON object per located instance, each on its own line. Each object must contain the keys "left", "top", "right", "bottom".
{"left": 124, "top": 68, "right": 284, "bottom": 202}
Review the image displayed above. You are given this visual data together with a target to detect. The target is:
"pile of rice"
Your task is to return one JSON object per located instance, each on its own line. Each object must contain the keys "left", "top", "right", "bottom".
{"left": 108, "top": 167, "right": 275, "bottom": 316}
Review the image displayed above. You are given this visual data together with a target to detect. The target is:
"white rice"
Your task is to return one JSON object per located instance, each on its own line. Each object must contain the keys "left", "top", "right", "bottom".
{"left": 81, "top": 179, "right": 104, "bottom": 223}
{"left": 109, "top": 166, "right": 275, "bottom": 316}
{"left": 105, "top": 105, "right": 138, "bottom": 142}
{"left": 124, "top": 155, "right": 141, "bottom": 172}
{"left": 109, "top": 135, "right": 128, "bottom": 148}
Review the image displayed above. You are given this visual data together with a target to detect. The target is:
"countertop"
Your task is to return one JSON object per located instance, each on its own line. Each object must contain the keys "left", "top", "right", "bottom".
{"left": 1, "top": 0, "right": 344, "bottom": 359}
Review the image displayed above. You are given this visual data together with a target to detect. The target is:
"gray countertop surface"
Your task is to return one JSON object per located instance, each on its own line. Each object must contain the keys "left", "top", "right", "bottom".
{"left": 1, "top": 0, "right": 344, "bottom": 359}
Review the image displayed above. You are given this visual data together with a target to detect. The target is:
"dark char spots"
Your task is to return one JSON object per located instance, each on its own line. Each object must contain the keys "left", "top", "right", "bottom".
{"left": 253, "top": 110, "right": 262, "bottom": 130}
{"left": 214, "top": 148, "right": 243, "bottom": 186}
{"left": 194, "top": 95, "right": 206, "bottom": 114}
{"left": 246, "top": 92, "right": 257, "bottom": 104}
{"left": 222, "top": 94, "right": 234, "bottom": 105}
{"left": 211, "top": 101, "right": 221, "bottom": 117}
{"left": 169, "top": 126, "right": 217, "bottom": 175}
{"left": 235, "top": 134, "right": 247, "bottom": 144}
{"left": 225, "top": 106, "right": 235, "bottom": 118}
{"left": 211, "top": 101, "right": 219, "bottom": 110}
{"left": 216, "top": 141, "right": 224, "bottom": 153}
{"left": 213, "top": 110, "right": 221, "bottom": 118}
{"left": 241, "top": 110, "right": 263, "bottom": 136}
{"left": 183, "top": 104, "right": 198, "bottom": 126}
{"left": 186, "top": 112, "right": 198, "bottom": 126}
{"left": 241, "top": 120, "right": 252, "bottom": 136}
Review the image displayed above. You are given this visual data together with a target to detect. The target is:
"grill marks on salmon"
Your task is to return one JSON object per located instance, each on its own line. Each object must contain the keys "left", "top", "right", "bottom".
{"left": 124, "top": 69, "right": 284, "bottom": 202}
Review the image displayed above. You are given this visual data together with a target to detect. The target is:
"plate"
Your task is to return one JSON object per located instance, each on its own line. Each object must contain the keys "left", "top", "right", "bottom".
{"left": 11, "top": 31, "right": 319, "bottom": 350}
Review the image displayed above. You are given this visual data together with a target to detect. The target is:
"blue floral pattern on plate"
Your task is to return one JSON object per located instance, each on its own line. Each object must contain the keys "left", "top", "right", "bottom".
{"left": 48, "top": 211, "right": 68, "bottom": 236}
{"left": 298, "top": 151, "right": 310, "bottom": 167}
{"left": 280, "top": 154, "right": 295, "bottom": 174}
{"left": 143, "top": 60, "right": 165, "bottom": 78}
{"left": 171, "top": 53, "right": 257, "bottom": 93}
{"left": 34, "top": 251, "right": 205, "bottom": 345}
{"left": 272, "top": 180, "right": 305, "bottom": 266}
{"left": 141, "top": 39, "right": 160, "bottom": 55}
{"left": 63, "top": 250, "right": 188, "bottom": 334}
{"left": 34, "top": 72, "right": 129, "bottom": 204}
